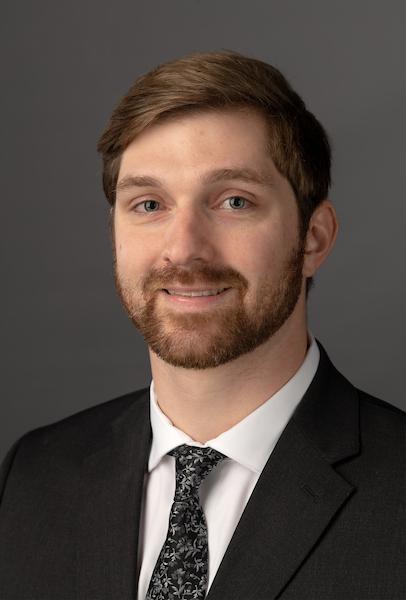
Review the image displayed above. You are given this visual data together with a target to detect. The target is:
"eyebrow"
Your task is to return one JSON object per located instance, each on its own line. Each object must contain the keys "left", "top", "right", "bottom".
{"left": 115, "top": 167, "right": 275, "bottom": 194}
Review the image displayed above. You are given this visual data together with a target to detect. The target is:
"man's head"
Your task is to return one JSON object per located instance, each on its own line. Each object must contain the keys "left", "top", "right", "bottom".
{"left": 98, "top": 51, "right": 337, "bottom": 369}
{"left": 98, "top": 50, "right": 331, "bottom": 242}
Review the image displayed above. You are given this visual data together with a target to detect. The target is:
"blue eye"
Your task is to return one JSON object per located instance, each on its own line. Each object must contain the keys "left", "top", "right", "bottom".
{"left": 135, "top": 200, "right": 160, "bottom": 212}
{"left": 225, "top": 196, "right": 248, "bottom": 209}
{"left": 144, "top": 200, "right": 160, "bottom": 211}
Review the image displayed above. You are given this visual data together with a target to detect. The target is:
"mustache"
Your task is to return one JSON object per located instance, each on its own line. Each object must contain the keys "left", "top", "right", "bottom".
{"left": 142, "top": 264, "right": 248, "bottom": 293}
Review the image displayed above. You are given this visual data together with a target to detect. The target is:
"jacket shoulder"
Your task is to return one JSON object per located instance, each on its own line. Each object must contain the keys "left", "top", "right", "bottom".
{"left": 347, "top": 388, "right": 405, "bottom": 486}
{"left": 20, "top": 387, "right": 149, "bottom": 446}
{"left": 0, "top": 388, "right": 150, "bottom": 499}
{"left": 357, "top": 388, "right": 405, "bottom": 436}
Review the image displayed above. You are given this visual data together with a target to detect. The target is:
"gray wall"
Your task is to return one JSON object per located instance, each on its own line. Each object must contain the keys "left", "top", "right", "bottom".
{"left": 1, "top": 0, "right": 405, "bottom": 460}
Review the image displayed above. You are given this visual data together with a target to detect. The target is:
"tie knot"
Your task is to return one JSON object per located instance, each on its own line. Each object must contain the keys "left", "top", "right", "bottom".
{"left": 169, "top": 444, "right": 226, "bottom": 501}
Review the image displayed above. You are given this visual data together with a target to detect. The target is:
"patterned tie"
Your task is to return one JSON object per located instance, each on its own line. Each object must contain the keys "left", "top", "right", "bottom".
{"left": 146, "top": 444, "right": 226, "bottom": 600}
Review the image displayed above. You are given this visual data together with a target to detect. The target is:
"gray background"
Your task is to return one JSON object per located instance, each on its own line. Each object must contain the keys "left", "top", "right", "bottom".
{"left": 1, "top": 0, "right": 405, "bottom": 461}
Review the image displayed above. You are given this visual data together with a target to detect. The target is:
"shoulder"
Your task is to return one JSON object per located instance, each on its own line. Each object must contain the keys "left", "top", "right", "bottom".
{"left": 0, "top": 388, "right": 150, "bottom": 498}
{"left": 358, "top": 388, "right": 404, "bottom": 415}
{"left": 17, "top": 387, "right": 149, "bottom": 450}
{"left": 333, "top": 385, "right": 405, "bottom": 508}
{"left": 317, "top": 340, "right": 404, "bottom": 445}
{"left": 357, "top": 388, "right": 405, "bottom": 458}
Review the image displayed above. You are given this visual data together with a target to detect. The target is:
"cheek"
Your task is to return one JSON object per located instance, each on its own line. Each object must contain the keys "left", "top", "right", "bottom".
{"left": 114, "top": 219, "right": 139, "bottom": 261}
{"left": 233, "top": 227, "right": 279, "bottom": 268}
{"left": 222, "top": 235, "right": 277, "bottom": 286}
{"left": 114, "top": 231, "right": 139, "bottom": 276}
{"left": 114, "top": 235, "right": 130, "bottom": 267}
{"left": 114, "top": 229, "right": 161, "bottom": 281}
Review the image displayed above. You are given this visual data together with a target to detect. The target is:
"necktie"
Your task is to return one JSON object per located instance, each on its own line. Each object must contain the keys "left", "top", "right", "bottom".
{"left": 146, "top": 444, "right": 226, "bottom": 600}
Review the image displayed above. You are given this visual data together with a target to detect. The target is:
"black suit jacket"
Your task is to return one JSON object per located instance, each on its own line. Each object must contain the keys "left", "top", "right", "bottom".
{"left": 0, "top": 343, "right": 404, "bottom": 600}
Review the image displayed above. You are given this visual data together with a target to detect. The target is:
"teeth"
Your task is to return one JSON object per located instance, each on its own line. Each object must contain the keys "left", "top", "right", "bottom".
{"left": 166, "top": 288, "right": 226, "bottom": 297}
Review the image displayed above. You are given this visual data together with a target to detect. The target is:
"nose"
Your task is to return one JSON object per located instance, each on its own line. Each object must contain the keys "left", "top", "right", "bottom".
{"left": 162, "top": 205, "right": 216, "bottom": 266}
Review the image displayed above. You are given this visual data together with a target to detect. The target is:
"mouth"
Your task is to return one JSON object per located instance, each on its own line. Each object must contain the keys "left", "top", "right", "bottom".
{"left": 162, "top": 287, "right": 229, "bottom": 297}
{"left": 158, "top": 286, "right": 232, "bottom": 309}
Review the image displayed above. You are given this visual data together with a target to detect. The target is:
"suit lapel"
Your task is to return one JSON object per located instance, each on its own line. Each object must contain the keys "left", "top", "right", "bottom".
{"left": 207, "top": 343, "right": 360, "bottom": 600}
{"left": 76, "top": 390, "right": 151, "bottom": 600}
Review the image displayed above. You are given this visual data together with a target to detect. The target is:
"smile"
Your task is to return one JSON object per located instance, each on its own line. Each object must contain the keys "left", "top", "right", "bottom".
{"left": 159, "top": 287, "right": 232, "bottom": 309}
{"left": 164, "top": 288, "right": 228, "bottom": 297}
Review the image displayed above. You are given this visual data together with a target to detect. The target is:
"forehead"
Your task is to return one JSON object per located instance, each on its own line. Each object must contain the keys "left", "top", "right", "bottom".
{"left": 118, "top": 107, "right": 274, "bottom": 181}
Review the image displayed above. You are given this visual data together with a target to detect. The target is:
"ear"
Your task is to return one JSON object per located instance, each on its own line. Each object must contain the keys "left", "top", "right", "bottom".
{"left": 302, "top": 200, "right": 338, "bottom": 277}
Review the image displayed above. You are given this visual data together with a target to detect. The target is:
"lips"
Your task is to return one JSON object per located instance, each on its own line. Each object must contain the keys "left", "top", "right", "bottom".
{"left": 163, "top": 288, "right": 228, "bottom": 297}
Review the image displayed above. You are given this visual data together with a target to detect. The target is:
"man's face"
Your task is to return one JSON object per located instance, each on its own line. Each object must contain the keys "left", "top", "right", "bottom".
{"left": 113, "top": 108, "right": 305, "bottom": 369}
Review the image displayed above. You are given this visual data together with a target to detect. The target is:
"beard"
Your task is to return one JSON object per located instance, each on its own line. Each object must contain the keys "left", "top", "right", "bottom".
{"left": 114, "top": 242, "right": 305, "bottom": 370}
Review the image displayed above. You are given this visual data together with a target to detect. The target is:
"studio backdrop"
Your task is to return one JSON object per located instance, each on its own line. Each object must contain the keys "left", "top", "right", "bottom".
{"left": 1, "top": 0, "right": 405, "bottom": 461}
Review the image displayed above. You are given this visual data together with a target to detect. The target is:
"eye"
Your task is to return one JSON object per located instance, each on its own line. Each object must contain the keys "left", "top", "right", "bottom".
{"left": 221, "top": 196, "right": 250, "bottom": 210}
{"left": 133, "top": 199, "right": 161, "bottom": 213}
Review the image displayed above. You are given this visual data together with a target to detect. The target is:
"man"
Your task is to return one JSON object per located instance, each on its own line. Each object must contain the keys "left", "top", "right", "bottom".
{"left": 0, "top": 50, "right": 404, "bottom": 600}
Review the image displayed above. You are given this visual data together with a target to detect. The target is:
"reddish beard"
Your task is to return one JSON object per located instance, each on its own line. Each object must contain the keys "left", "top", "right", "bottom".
{"left": 114, "top": 245, "right": 305, "bottom": 369}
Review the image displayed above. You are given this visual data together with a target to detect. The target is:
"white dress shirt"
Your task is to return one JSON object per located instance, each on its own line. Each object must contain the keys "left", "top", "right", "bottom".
{"left": 137, "top": 336, "right": 320, "bottom": 599}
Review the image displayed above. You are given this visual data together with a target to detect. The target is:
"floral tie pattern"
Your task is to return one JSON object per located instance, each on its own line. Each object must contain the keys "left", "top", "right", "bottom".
{"left": 145, "top": 444, "right": 226, "bottom": 600}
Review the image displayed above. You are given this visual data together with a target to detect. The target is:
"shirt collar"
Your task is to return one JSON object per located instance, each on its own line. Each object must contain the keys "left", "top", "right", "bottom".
{"left": 148, "top": 334, "right": 320, "bottom": 474}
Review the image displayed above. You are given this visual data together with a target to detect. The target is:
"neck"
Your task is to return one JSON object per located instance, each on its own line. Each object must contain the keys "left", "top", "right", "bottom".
{"left": 149, "top": 306, "right": 309, "bottom": 444}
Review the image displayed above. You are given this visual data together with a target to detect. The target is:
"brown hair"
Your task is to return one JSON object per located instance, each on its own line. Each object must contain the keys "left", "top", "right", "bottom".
{"left": 97, "top": 49, "right": 331, "bottom": 240}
